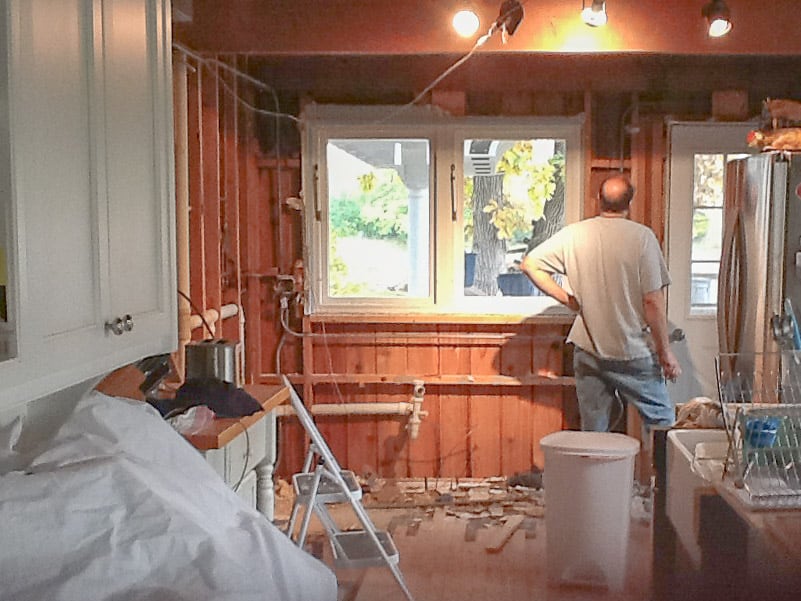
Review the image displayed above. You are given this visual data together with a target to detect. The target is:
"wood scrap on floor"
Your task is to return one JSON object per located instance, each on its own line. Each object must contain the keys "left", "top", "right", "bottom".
{"left": 484, "top": 514, "right": 525, "bottom": 554}
{"left": 464, "top": 517, "right": 491, "bottom": 542}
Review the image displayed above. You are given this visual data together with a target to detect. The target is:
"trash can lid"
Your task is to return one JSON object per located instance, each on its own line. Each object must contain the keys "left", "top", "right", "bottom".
{"left": 540, "top": 430, "right": 640, "bottom": 457}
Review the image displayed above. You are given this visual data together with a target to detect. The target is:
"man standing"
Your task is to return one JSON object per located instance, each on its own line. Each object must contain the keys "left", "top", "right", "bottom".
{"left": 521, "top": 175, "right": 681, "bottom": 432}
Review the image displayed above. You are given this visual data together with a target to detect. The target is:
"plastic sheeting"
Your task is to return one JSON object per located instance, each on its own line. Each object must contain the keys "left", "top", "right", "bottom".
{"left": 0, "top": 391, "right": 337, "bottom": 601}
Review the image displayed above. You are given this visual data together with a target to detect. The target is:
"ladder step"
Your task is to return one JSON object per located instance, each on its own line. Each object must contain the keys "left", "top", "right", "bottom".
{"left": 330, "top": 530, "right": 400, "bottom": 569}
{"left": 293, "top": 470, "right": 362, "bottom": 504}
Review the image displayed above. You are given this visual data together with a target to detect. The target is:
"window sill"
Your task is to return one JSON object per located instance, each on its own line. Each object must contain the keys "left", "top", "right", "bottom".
{"left": 306, "top": 312, "right": 576, "bottom": 325}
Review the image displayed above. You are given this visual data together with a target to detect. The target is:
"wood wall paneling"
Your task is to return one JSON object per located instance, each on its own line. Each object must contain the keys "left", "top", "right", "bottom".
{"left": 438, "top": 329, "right": 472, "bottom": 477}
{"left": 180, "top": 49, "right": 716, "bottom": 480}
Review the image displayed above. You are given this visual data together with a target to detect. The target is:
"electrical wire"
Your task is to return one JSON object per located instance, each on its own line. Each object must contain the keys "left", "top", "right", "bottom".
{"left": 172, "top": 43, "right": 300, "bottom": 124}
{"left": 618, "top": 103, "right": 637, "bottom": 172}
{"left": 375, "top": 28, "right": 493, "bottom": 125}
{"left": 231, "top": 421, "right": 252, "bottom": 493}
{"left": 374, "top": 0, "right": 529, "bottom": 124}
{"left": 173, "top": 43, "right": 293, "bottom": 286}
{"left": 177, "top": 289, "right": 215, "bottom": 339}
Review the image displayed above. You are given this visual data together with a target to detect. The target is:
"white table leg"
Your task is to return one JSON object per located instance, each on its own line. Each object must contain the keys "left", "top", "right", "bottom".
{"left": 255, "top": 411, "right": 277, "bottom": 520}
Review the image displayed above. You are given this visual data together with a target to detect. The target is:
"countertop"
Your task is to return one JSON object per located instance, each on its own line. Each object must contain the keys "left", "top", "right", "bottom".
{"left": 183, "top": 383, "right": 288, "bottom": 450}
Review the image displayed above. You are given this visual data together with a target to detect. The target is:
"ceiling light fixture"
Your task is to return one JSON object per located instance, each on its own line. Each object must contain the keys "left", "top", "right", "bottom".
{"left": 453, "top": 9, "right": 480, "bottom": 38}
{"left": 581, "top": 0, "right": 607, "bottom": 28}
{"left": 702, "top": 0, "right": 732, "bottom": 38}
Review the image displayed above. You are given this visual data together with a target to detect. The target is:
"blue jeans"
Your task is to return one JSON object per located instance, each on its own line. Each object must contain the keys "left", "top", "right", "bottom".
{"left": 573, "top": 346, "right": 675, "bottom": 433}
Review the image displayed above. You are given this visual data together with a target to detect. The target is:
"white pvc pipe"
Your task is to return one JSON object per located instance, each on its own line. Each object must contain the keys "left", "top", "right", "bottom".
{"left": 189, "top": 309, "right": 219, "bottom": 335}
{"left": 188, "top": 303, "right": 240, "bottom": 335}
{"left": 219, "top": 303, "right": 239, "bottom": 321}
{"left": 274, "top": 402, "right": 414, "bottom": 417}
{"left": 174, "top": 55, "right": 190, "bottom": 379}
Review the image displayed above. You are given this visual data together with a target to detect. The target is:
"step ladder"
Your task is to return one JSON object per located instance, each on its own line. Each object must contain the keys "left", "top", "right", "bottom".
{"left": 281, "top": 376, "right": 416, "bottom": 601}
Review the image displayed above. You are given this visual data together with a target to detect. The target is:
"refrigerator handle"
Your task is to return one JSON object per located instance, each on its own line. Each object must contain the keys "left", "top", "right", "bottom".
{"left": 719, "top": 211, "right": 746, "bottom": 355}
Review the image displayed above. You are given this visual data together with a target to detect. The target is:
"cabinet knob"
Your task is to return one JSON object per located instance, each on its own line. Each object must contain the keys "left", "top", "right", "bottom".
{"left": 105, "top": 315, "right": 134, "bottom": 336}
{"left": 105, "top": 317, "right": 125, "bottom": 336}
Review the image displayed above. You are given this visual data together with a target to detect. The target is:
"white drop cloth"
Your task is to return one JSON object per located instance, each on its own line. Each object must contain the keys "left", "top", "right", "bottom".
{"left": 0, "top": 391, "right": 337, "bottom": 601}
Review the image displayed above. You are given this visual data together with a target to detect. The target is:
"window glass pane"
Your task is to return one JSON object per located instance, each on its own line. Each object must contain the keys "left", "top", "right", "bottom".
{"left": 462, "top": 138, "right": 565, "bottom": 297}
{"left": 326, "top": 139, "right": 430, "bottom": 299}
{"left": 691, "top": 262, "right": 718, "bottom": 308}
{"left": 693, "top": 154, "right": 724, "bottom": 208}
{"left": 691, "top": 207, "right": 723, "bottom": 261}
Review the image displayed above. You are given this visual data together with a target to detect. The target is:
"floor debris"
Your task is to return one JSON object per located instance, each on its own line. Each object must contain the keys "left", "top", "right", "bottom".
{"left": 273, "top": 472, "right": 651, "bottom": 552}
{"left": 484, "top": 514, "right": 525, "bottom": 553}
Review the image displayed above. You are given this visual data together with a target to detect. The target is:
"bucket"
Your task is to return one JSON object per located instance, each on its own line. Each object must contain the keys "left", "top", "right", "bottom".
{"left": 540, "top": 430, "right": 640, "bottom": 592}
{"left": 185, "top": 339, "right": 241, "bottom": 386}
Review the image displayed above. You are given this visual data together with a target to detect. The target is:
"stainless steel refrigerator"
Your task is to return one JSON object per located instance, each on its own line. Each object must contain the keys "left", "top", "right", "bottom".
{"left": 718, "top": 151, "right": 801, "bottom": 357}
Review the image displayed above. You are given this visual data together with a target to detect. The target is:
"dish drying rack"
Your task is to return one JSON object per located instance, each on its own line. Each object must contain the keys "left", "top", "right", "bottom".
{"left": 716, "top": 352, "right": 801, "bottom": 509}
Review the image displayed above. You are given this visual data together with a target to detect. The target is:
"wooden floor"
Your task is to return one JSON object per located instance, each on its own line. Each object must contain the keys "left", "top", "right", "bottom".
{"left": 276, "top": 483, "right": 653, "bottom": 601}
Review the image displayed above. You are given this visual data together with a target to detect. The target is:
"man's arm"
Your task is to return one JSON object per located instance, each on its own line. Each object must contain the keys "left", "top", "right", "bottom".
{"left": 643, "top": 287, "right": 681, "bottom": 381}
{"left": 520, "top": 256, "right": 580, "bottom": 311}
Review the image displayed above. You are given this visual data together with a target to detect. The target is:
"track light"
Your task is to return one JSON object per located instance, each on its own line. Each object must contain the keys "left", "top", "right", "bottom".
{"left": 495, "top": 0, "right": 524, "bottom": 38}
{"left": 453, "top": 9, "right": 480, "bottom": 37}
{"left": 702, "top": 0, "right": 732, "bottom": 38}
{"left": 581, "top": 0, "right": 607, "bottom": 28}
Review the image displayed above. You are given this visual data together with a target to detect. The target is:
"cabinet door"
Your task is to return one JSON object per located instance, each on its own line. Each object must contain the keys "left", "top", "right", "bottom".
{"left": 98, "top": 0, "right": 176, "bottom": 360}
{"left": 0, "top": 0, "right": 175, "bottom": 410}
{"left": 5, "top": 0, "right": 104, "bottom": 396}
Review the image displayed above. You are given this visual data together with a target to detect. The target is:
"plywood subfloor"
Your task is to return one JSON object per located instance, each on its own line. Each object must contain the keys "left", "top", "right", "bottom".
{"left": 276, "top": 488, "right": 652, "bottom": 601}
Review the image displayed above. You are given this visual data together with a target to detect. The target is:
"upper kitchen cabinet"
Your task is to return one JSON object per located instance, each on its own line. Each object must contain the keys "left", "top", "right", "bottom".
{"left": 0, "top": 0, "right": 176, "bottom": 411}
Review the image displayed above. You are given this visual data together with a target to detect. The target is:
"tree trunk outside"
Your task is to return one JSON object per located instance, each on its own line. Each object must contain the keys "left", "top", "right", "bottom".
{"left": 471, "top": 174, "right": 506, "bottom": 296}
{"left": 527, "top": 143, "right": 567, "bottom": 253}
{"left": 527, "top": 176, "right": 565, "bottom": 252}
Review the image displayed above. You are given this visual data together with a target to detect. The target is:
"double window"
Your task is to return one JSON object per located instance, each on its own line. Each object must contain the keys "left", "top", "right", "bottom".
{"left": 301, "top": 105, "right": 584, "bottom": 315}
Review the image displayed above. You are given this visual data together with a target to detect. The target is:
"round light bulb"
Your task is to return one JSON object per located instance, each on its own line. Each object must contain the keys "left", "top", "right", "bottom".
{"left": 708, "top": 17, "right": 731, "bottom": 37}
{"left": 453, "top": 10, "right": 480, "bottom": 38}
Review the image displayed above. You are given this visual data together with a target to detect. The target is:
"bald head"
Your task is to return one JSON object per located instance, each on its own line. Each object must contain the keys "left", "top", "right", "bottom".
{"left": 599, "top": 176, "right": 635, "bottom": 213}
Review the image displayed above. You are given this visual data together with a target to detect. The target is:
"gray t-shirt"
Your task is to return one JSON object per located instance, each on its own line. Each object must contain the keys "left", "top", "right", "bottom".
{"left": 526, "top": 216, "right": 671, "bottom": 360}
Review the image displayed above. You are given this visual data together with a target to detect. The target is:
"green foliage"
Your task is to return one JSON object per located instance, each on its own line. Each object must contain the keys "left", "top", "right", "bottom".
{"left": 693, "top": 210, "right": 710, "bottom": 241}
{"left": 485, "top": 142, "right": 563, "bottom": 242}
{"left": 693, "top": 154, "right": 724, "bottom": 208}
{"left": 358, "top": 172, "right": 377, "bottom": 193}
{"left": 330, "top": 168, "right": 409, "bottom": 243}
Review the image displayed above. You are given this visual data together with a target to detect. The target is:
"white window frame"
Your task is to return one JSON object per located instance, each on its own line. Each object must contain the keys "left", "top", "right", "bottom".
{"left": 301, "top": 104, "right": 585, "bottom": 315}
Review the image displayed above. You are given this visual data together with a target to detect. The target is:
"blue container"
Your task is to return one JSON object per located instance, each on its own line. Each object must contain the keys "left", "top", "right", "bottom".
{"left": 464, "top": 253, "right": 476, "bottom": 287}
{"left": 497, "top": 272, "right": 537, "bottom": 296}
{"left": 744, "top": 416, "right": 780, "bottom": 449}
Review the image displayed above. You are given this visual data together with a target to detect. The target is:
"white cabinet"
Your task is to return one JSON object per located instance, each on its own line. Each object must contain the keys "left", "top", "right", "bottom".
{"left": 0, "top": 0, "right": 176, "bottom": 411}
{"left": 184, "top": 385, "right": 288, "bottom": 520}
{"left": 200, "top": 413, "right": 279, "bottom": 520}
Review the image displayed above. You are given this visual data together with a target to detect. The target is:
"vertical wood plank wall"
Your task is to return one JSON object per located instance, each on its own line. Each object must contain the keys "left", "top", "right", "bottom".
{"left": 180, "top": 53, "right": 667, "bottom": 479}
{"left": 282, "top": 320, "right": 575, "bottom": 478}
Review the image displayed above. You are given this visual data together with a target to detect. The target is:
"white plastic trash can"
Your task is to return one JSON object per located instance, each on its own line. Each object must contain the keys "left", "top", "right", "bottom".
{"left": 540, "top": 430, "right": 640, "bottom": 593}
